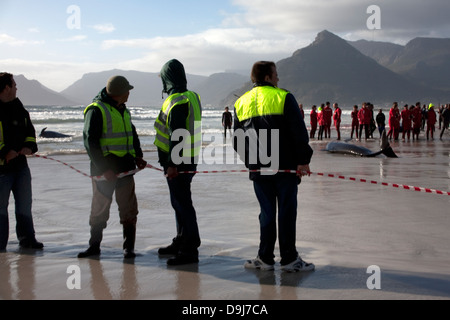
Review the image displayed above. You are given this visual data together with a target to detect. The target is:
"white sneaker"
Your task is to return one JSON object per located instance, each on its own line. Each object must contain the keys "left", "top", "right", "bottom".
{"left": 244, "top": 257, "right": 275, "bottom": 271}
{"left": 281, "top": 257, "right": 315, "bottom": 273}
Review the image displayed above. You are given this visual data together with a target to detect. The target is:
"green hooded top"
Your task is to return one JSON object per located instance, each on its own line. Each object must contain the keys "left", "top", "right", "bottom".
{"left": 161, "top": 59, "right": 188, "bottom": 95}
{"left": 158, "top": 59, "right": 199, "bottom": 171}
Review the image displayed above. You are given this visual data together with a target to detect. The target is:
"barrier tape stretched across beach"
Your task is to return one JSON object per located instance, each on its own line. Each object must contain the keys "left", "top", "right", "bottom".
{"left": 32, "top": 154, "right": 450, "bottom": 196}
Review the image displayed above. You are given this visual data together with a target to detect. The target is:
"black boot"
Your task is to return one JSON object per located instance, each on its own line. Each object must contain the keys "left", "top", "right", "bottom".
{"left": 123, "top": 224, "right": 136, "bottom": 259}
{"left": 78, "top": 225, "right": 103, "bottom": 258}
{"left": 158, "top": 237, "right": 181, "bottom": 256}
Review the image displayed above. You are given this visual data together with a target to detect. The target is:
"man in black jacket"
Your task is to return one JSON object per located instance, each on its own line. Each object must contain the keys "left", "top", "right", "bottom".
{"left": 0, "top": 72, "right": 43, "bottom": 251}
{"left": 234, "top": 62, "right": 314, "bottom": 272}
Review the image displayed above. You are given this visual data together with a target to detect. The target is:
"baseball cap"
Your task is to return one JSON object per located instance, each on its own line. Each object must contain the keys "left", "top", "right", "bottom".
{"left": 106, "top": 76, "right": 134, "bottom": 96}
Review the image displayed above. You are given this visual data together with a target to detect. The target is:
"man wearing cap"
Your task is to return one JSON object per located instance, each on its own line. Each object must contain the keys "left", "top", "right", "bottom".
{"left": 78, "top": 75, "right": 147, "bottom": 259}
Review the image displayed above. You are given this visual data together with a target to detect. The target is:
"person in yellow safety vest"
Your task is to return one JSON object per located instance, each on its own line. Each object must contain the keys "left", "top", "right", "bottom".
{"left": 78, "top": 75, "right": 147, "bottom": 259}
{"left": 154, "top": 59, "right": 202, "bottom": 266}
{"left": 233, "top": 61, "right": 315, "bottom": 273}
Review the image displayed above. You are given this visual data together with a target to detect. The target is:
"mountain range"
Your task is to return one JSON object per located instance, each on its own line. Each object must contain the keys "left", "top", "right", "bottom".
{"left": 12, "top": 30, "right": 450, "bottom": 108}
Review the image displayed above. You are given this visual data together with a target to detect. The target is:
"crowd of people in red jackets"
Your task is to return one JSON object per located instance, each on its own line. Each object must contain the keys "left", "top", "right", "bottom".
{"left": 305, "top": 101, "right": 450, "bottom": 141}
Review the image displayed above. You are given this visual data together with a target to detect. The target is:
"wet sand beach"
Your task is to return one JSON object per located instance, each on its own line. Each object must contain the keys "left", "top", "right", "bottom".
{"left": 1, "top": 134, "right": 450, "bottom": 301}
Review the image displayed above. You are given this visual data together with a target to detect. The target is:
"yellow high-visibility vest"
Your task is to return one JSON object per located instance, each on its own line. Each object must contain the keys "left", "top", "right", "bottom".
{"left": 84, "top": 101, "right": 136, "bottom": 158}
{"left": 154, "top": 91, "right": 202, "bottom": 158}
{"left": 235, "top": 86, "right": 288, "bottom": 121}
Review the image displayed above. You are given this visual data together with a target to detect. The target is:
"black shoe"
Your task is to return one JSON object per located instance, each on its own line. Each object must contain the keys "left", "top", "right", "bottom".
{"left": 167, "top": 254, "right": 199, "bottom": 266}
{"left": 123, "top": 248, "right": 136, "bottom": 259}
{"left": 19, "top": 239, "right": 44, "bottom": 250}
{"left": 78, "top": 246, "right": 101, "bottom": 258}
{"left": 158, "top": 239, "right": 180, "bottom": 256}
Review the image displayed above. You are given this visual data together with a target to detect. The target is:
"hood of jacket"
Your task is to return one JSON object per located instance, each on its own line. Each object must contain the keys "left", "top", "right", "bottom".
{"left": 160, "top": 59, "right": 187, "bottom": 95}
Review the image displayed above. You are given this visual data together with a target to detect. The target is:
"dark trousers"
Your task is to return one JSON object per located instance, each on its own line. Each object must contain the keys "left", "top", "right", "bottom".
{"left": 0, "top": 166, "right": 35, "bottom": 249}
{"left": 253, "top": 174, "right": 299, "bottom": 265}
{"left": 167, "top": 173, "right": 200, "bottom": 256}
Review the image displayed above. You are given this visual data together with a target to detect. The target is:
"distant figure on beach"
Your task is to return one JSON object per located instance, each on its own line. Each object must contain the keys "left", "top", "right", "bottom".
{"left": 401, "top": 104, "right": 411, "bottom": 141}
{"left": 323, "top": 101, "right": 333, "bottom": 139}
{"left": 438, "top": 105, "right": 444, "bottom": 130}
{"left": 351, "top": 105, "right": 359, "bottom": 140}
{"left": 376, "top": 109, "right": 386, "bottom": 139}
{"left": 233, "top": 61, "right": 314, "bottom": 272}
{"left": 0, "top": 72, "right": 43, "bottom": 251}
{"left": 317, "top": 105, "right": 325, "bottom": 140}
{"left": 358, "top": 102, "right": 371, "bottom": 141}
{"left": 78, "top": 75, "right": 147, "bottom": 259}
{"left": 299, "top": 103, "right": 305, "bottom": 119}
{"left": 222, "top": 106, "right": 233, "bottom": 138}
{"left": 333, "top": 102, "right": 342, "bottom": 140}
{"left": 412, "top": 102, "right": 422, "bottom": 140}
{"left": 427, "top": 103, "right": 437, "bottom": 140}
{"left": 440, "top": 104, "right": 450, "bottom": 140}
{"left": 421, "top": 105, "right": 428, "bottom": 131}
{"left": 387, "top": 102, "right": 400, "bottom": 141}
{"left": 310, "top": 105, "right": 317, "bottom": 139}
{"left": 154, "top": 59, "right": 202, "bottom": 266}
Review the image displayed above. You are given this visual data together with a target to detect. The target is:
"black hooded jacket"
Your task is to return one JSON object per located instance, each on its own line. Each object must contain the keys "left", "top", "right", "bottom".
{"left": 157, "top": 59, "right": 200, "bottom": 172}
{"left": 0, "top": 98, "right": 37, "bottom": 173}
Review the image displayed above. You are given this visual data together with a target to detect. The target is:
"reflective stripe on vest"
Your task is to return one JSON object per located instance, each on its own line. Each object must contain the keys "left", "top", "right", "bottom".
{"left": 154, "top": 91, "right": 202, "bottom": 158}
{"left": 234, "top": 86, "right": 288, "bottom": 121}
{"left": 84, "top": 101, "right": 136, "bottom": 157}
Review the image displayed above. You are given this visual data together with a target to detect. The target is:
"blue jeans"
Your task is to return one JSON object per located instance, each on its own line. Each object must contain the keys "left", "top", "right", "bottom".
{"left": 166, "top": 173, "right": 200, "bottom": 256}
{"left": 253, "top": 174, "right": 299, "bottom": 265}
{"left": 0, "top": 166, "right": 35, "bottom": 249}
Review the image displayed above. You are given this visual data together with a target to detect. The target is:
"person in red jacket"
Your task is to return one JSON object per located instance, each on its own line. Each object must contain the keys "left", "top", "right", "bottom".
{"left": 401, "top": 104, "right": 412, "bottom": 141}
{"left": 333, "top": 103, "right": 342, "bottom": 140}
{"left": 411, "top": 102, "right": 422, "bottom": 140}
{"left": 323, "top": 102, "right": 333, "bottom": 139}
{"left": 351, "top": 105, "right": 359, "bottom": 140}
{"left": 427, "top": 103, "right": 437, "bottom": 140}
{"left": 310, "top": 105, "right": 317, "bottom": 139}
{"left": 358, "top": 102, "right": 371, "bottom": 141}
{"left": 387, "top": 102, "right": 400, "bottom": 140}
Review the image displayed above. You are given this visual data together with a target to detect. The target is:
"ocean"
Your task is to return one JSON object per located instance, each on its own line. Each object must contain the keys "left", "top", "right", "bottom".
{"left": 29, "top": 105, "right": 357, "bottom": 156}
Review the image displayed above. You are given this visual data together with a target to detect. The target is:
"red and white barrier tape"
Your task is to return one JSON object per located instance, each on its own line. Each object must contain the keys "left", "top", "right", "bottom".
{"left": 32, "top": 154, "right": 450, "bottom": 196}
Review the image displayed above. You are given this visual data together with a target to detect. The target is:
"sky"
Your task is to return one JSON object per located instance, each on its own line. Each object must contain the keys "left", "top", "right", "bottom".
{"left": 1, "top": 0, "right": 449, "bottom": 92}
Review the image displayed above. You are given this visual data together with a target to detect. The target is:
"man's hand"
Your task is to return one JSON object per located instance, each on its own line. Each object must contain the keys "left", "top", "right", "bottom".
{"left": 103, "top": 170, "right": 118, "bottom": 182}
{"left": 5, "top": 150, "right": 19, "bottom": 164}
{"left": 19, "top": 147, "right": 33, "bottom": 156}
{"left": 297, "top": 164, "right": 311, "bottom": 177}
{"left": 166, "top": 166, "right": 179, "bottom": 180}
{"left": 135, "top": 157, "right": 147, "bottom": 170}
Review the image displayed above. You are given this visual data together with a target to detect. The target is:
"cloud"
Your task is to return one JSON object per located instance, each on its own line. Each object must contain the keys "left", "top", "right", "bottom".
{"left": 0, "top": 33, "right": 44, "bottom": 46}
{"left": 0, "top": 58, "right": 109, "bottom": 91}
{"left": 101, "top": 27, "right": 309, "bottom": 75}
{"left": 229, "top": 0, "right": 450, "bottom": 43}
{"left": 57, "top": 35, "right": 88, "bottom": 42}
{"left": 93, "top": 23, "right": 116, "bottom": 34}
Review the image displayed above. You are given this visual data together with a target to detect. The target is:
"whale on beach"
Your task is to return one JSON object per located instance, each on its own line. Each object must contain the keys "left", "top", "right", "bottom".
{"left": 39, "top": 128, "right": 72, "bottom": 139}
{"left": 325, "top": 130, "right": 398, "bottom": 158}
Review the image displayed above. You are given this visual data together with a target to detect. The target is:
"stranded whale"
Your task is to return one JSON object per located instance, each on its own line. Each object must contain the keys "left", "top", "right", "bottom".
{"left": 325, "top": 131, "right": 398, "bottom": 158}
{"left": 39, "top": 128, "right": 72, "bottom": 139}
